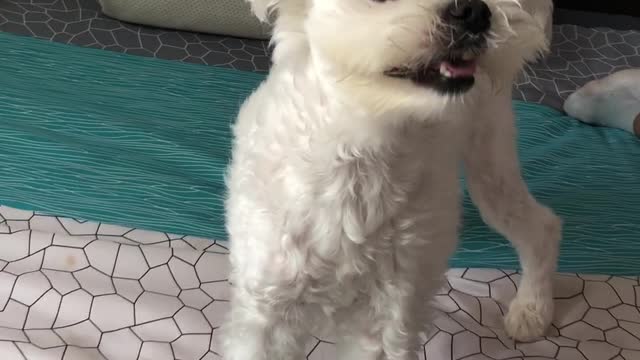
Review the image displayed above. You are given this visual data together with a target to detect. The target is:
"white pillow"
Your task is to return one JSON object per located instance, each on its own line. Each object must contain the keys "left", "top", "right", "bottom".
{"left": 99, "top": 0, "right": 270, "bottom": 40}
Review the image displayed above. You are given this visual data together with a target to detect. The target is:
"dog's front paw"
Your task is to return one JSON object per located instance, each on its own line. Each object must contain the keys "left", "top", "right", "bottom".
{"left": 504, "top": 295, "right": 553, "bottom": 342}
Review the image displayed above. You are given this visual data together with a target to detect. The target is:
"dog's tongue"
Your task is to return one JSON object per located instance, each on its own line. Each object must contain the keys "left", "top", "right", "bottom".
{"left": 442, "top": 60, "right": 477, "bottom": 78}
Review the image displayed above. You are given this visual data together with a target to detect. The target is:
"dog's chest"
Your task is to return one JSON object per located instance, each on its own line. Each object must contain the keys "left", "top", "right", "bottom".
{"left": 299, "top": 124, "right": 462, "bottom": 304}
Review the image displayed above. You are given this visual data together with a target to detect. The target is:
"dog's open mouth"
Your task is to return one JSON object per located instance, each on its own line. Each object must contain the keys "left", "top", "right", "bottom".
{"left": 385, "top": 53, "right": 479, "bottom": 94}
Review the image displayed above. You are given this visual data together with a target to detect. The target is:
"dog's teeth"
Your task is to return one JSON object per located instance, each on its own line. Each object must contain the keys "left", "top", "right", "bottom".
{"left": 439, "top": 63, "right": 452, "bottom": 78}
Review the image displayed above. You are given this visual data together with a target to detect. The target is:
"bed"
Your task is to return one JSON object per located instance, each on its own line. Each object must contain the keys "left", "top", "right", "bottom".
{"left": 0, "top": 1, "right": 639, "bottom": 359}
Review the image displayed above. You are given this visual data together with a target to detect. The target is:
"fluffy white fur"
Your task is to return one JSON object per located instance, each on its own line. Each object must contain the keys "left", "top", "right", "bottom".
{"left": 223, "top": 0, "right": 560, "bottom": 359}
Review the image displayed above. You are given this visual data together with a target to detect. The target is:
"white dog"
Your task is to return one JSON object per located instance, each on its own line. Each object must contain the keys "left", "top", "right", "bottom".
{"left": 223, "top": 0, "right": 560, "bottom": 359}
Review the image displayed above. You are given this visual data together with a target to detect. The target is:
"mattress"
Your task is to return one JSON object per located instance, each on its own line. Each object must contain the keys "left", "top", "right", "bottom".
{"left": 1, "top": 1, "right": 640, "bottom": 359}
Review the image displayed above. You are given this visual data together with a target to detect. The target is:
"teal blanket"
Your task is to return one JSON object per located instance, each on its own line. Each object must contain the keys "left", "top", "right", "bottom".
{"left": 1, "top": 33, "right": 639, "bottom": 275}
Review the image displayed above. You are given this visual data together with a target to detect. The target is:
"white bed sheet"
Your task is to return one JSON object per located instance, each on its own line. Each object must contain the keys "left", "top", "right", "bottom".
{"left": 0, "top": 206, "right": 638, "bottom": 360}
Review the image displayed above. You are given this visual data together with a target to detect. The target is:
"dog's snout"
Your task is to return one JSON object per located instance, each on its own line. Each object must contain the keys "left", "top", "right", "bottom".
{"left": 445, "top": 0, "right": 492, "bottom": 34}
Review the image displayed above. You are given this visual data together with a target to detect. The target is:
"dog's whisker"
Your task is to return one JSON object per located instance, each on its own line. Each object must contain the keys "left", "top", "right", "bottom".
{"left": 387, "top": 36, "right": 413, "bottom": 57}
{"left": 335, "top": 70, "right": 357, "bottom": 84}
{"left": 447, "top": 28, "right": 456, "bottom": 49}
{"left": 496, "top": 7, "right": 518, "bottom": 37}
{"left": 415, "top": 4, "right": 433, "bottom": 13}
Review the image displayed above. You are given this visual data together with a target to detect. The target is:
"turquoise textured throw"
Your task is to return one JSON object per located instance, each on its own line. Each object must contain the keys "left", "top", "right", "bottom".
{"left": 1, "top": 33, "right": 638, "bottom": 275}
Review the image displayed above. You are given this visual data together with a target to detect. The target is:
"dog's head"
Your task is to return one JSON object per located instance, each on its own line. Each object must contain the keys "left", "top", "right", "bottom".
{"left": 250, "top": 0, "right": 550, "bottom": 116}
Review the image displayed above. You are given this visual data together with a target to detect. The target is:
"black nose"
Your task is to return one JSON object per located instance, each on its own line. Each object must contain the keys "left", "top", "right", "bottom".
{"left": 446, "top": 0, "right": 492, "bottom": 34}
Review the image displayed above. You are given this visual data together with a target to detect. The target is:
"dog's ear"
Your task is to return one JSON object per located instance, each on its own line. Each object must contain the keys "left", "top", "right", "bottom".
{"left": 520, "top": 0, "right": 553, "bottom": 48}
{"left": 247, "top": 0, "right": 310, "bottom": 63}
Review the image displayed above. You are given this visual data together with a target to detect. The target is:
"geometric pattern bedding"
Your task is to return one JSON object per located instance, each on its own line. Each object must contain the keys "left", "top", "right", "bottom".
{"left": 516, "top": 26, "right": 640, "bottom": 109}
{"left": 1, "top": 205, "right": 640, "bottom": 360}
{"left": 2, "top": 0, "right": 640, "bottom": 110}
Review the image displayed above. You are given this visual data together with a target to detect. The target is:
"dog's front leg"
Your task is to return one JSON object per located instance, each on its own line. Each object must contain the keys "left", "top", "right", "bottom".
{"left": 462, "top": 89, "right": 561, "bottom": 341}
{"left": 222, "top": 287, "right": 306, "bottom": 360}
{"left": 336, "top": 282, "right": 422, "bottom": 360}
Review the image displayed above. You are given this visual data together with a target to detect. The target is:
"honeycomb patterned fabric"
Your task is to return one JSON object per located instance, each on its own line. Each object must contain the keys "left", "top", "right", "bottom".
{"left": 0, "top": 206, "right": 639, "bottom": 360}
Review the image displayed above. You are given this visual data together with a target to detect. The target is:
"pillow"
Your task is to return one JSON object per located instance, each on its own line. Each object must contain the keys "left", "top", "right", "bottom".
{"left": 98, "top": 0, "right": 270, "bottom": 39}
